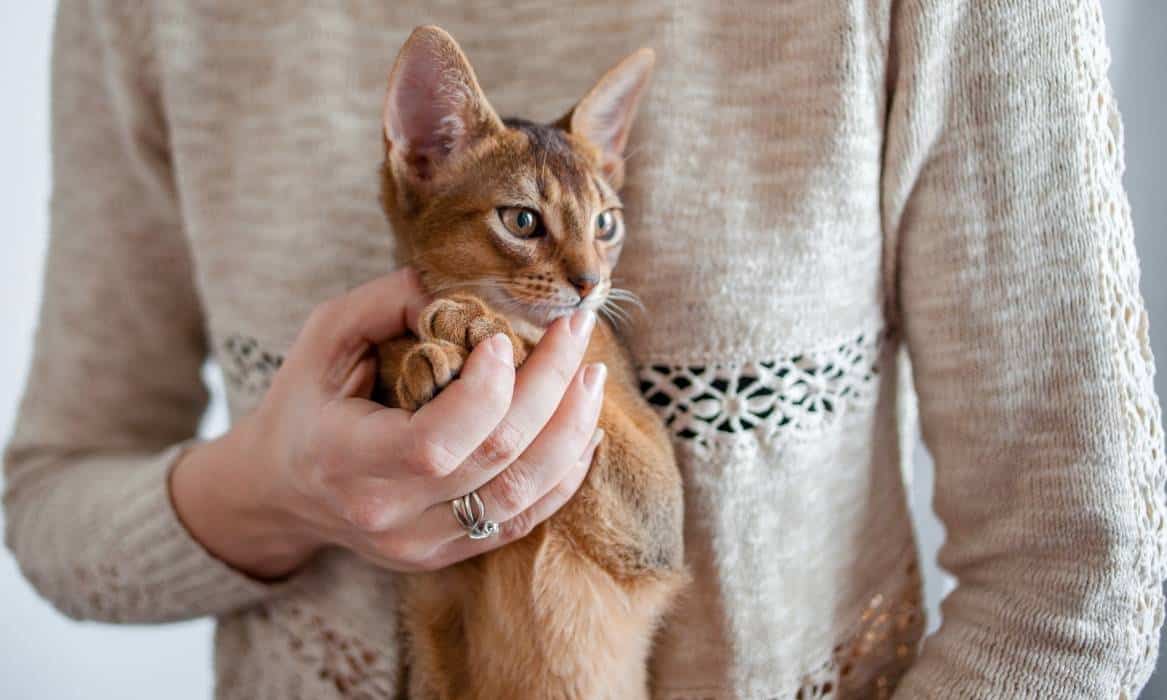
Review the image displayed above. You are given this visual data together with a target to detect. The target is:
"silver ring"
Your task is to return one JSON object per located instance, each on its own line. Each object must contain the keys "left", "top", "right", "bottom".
{"left": 451, "top": 491, "right": 499, "bottom": 540}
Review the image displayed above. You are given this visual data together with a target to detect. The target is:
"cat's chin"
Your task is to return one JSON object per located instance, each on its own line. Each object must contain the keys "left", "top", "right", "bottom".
{"left": 470, "top": 286, "right": 589, "bottom": 330}
{"left": 510, "top": 304, "right": 578, "bottom": 333}
{"left": 536, "top": 305, "right": 577, "bottom": 323}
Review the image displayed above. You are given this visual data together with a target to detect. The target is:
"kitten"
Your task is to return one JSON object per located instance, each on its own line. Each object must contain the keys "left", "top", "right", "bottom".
{"left": 376, "top": 26, "right": 685, "bottom": 700}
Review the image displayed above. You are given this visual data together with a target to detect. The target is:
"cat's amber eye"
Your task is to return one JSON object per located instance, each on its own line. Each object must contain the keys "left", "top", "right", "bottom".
{"left": 596, "top": 209, "right": 622, "bottom": 242}
{"left": 498, "top": 207, "right": 544, "bottom": 238}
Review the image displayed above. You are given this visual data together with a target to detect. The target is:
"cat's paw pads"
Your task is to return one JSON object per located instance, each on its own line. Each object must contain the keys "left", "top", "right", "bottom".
{"left": 418, "top": 295, "right": 524, "bottom": 365}
{"left": 395, "top": 340, "right": 467, "bottom": 411}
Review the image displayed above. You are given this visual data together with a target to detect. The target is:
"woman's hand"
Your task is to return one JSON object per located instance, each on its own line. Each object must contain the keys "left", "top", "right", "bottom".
{"left": 170, "top": 268, "right": 604, "bottom": 580}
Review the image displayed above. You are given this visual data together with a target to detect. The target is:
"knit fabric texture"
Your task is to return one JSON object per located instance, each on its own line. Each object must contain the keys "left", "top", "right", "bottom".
{"left": 4, "top": 1, "right": 1164, "bottom": 698}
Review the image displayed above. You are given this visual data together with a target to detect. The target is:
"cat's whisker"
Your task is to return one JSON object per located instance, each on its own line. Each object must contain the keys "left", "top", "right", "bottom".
{"left": 423, "top": 281, "right": 477, "bottom": 296}
{"left": 607, "top": 287, "right": 646, "bottom": 312}
{"left": 606, "top": 306, "right": 631, "bottom": 328}
{"left": 606, "top": 291, "right": 644, "bottom": 324}
{"left": 610, "top": 307, "right": 632, "bottom": 329}
{"left": 599, "top": 308, "right": 621, "bottom": 328}
{"left": 598, "top": 298, "right": 634, "bottom": 329}
{"left": 621, "top": 142, "right": 652, "bottom": 165}
{"left": 428, "top": 273, "right": 509, "bottom": 289}
{"left": 597, "top": 304, "right": 622, "bottom": 329}
{"left": 422, "top": 276, "right": 514, "bottom": 299}
{"left": 605, "top": 290, "right": 646, "bottom": 321}
{"left": 608, "top": 301, "right": 644, "bottom": 320}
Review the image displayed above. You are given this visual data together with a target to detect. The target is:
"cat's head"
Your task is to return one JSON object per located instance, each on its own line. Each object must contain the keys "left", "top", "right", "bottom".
{"left": 379, "top": 26, "right": 653, "bottom": 329}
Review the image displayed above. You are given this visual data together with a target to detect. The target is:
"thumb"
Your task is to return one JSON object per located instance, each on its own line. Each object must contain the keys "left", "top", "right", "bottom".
{"left": 302, "top": 268, "right": 430, "bottom": 393}
{"left": 329, "top": 267, "right": 430, "bottom": 342}
{"left": 339, "top": 354, "right": 379, "bottom": 399}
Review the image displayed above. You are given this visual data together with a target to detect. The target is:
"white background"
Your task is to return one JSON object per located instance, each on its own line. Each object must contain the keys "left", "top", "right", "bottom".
{"left": 1, "top": 3, "right": 1164, "bottom": 699}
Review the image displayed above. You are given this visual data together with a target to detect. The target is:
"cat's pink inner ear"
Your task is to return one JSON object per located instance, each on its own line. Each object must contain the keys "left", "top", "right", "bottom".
{"left": 570, "top": 49, "right": 655, "bottom": 184}
{"left": 383, "top": 27, "right": 500, "bottom": 180}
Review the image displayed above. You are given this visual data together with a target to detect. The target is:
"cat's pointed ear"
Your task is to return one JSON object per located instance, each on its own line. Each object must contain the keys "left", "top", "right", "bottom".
{"left": 559, "top": 48, "right": 655, "bottom": 189}
{"left": 383, "top": 26, "right": 503, "bottom": 183}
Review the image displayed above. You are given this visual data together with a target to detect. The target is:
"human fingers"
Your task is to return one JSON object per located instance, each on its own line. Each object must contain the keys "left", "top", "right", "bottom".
{"left": 402, "top": 361, "right": 606, "bottom": 543}
{"left": 327, "top": 333, "right": 516, "bottom": 480}
{"left": 300, "top": 335, "right": 516, "bottom": 534}
{"left": 421, "top": 428, "right": 604, "bottom": 570}
{"left": 444, "top": 309, "right": 595, "bottom": 485}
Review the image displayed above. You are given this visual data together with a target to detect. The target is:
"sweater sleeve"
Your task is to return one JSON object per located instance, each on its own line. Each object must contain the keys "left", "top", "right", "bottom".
{"left": 882, "top": 1, "right": 1166, "bottom": 697}
{"left": 2, "top": 0, "right": 276, "bottom": 622}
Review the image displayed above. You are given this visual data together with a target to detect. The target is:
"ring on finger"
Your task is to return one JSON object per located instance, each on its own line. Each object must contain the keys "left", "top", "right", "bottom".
{"left": 450, "top": 490, "right": 499, "bottom": 540}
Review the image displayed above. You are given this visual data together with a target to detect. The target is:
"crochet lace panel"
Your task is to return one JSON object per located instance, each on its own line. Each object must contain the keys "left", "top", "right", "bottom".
{"left": 638, "top": 327, "right": 885, "bottom": 457}
{"left": 1074, "top": 3, "right": 1167, "bottom": 696}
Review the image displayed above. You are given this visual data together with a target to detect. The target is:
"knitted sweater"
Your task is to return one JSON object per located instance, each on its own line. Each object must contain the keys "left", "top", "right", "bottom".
{"left": 5, "top": 1, "right": 1165, "bottom": 698}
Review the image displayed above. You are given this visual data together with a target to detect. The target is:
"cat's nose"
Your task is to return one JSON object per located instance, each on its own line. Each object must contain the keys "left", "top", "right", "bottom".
{"left": 569, "top": 273, "right": 600, "bottom": 299}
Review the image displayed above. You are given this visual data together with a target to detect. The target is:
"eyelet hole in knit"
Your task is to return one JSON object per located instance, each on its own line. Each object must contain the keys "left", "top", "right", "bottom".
{"left": 221, "top": 334, "right": 283, "bottom": 394}
{"left": 638, "top": 327, "right": 884, "bottom": 456}
{"left": 1074, "top": 2, "right": 1167, "bottom": 696}
{"left": 265, "top": 603, "right": 395, "bottom": 697}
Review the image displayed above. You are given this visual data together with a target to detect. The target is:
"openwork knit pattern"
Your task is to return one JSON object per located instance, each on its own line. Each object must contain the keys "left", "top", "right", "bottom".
{"left": 1071, "top": 3, "right": 1167, "bottom": 695}
{"left": 638, "top": 327, "right": 883, "bottom": 457}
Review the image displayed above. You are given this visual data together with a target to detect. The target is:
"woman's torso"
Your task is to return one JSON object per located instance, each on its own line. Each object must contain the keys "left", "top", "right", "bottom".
{"left": 152, "top": 2, "right": 922, "bottom": 697}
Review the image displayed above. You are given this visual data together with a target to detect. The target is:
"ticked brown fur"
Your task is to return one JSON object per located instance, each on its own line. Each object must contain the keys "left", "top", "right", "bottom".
{"left": 376, "top": 27, "right": 685, "bottom": 700}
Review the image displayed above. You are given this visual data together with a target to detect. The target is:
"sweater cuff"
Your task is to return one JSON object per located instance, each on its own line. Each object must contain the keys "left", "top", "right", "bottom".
{"left": 107, "top": 442, "right": 285, "bottom": 620}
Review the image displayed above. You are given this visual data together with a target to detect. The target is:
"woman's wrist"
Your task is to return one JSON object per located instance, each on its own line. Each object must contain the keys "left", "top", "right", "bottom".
{"left": 169, "top": 417, "right": 322, "bottom": 581}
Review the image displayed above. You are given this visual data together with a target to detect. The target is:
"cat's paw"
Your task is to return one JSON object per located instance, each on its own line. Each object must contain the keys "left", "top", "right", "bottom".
{"left": 417, "top": 294, "right": 526, "bottom": 365}
{"left": 394, "top": 339, "right": 467, "bottom": 411}
{"left": 393, "top": 296, "right": 526, "bottom": 410}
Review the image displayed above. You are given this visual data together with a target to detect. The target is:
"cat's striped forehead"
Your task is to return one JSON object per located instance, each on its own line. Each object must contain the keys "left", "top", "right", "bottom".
{"left": 500, "top": 117, "right": 610, "bottom": 206}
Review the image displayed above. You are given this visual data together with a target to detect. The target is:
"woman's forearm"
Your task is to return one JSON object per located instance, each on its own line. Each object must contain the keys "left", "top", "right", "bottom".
{"left": 1, "top": 1, "right": 280, "bottom": 623}
{"left": 169, "top": 417, "right": 322, "bottom": 581}
{"left": 4, "top": 443, "right": 280, "bottom": 622}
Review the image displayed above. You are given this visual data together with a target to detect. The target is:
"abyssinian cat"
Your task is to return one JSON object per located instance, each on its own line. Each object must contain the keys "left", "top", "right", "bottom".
{"left": 375, "top": 26, "right": 685, "bottom": 700}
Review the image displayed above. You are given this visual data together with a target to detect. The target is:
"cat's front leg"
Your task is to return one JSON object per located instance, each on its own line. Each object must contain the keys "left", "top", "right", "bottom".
{"left": 378, "top": 294, "right": 526, "bottom": 411}
{"left": 553, "top": 338, "right": 686, "bottom": 585}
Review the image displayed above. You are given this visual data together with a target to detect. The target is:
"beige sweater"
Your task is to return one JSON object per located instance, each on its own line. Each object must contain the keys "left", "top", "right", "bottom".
{"left": 5, "top": 1, "right": 1165, "bottom": 698}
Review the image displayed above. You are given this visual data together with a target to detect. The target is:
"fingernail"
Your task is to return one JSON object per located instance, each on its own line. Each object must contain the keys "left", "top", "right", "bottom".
{"left": 488, "top": 333, "right": 513, "bottom": 363}
{"left": 569, "top": 308, "right": 596, "bottom": 337}
{"left": 583, "top": 362, "right": 607, "bottom": 394}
